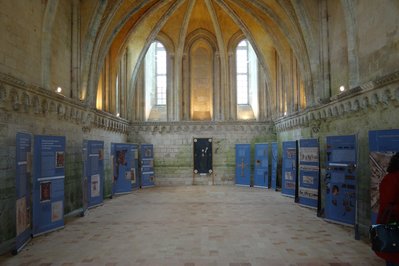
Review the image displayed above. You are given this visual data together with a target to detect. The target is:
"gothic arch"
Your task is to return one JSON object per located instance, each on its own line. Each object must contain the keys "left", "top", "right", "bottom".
{"left": 183, "top": 29, "right": 219, "bottom": 120}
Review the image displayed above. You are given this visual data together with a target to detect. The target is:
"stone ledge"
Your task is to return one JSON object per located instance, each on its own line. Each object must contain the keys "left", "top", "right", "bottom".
{"left": 130, "top": 120, "right": 276, "bottom": 134}
{"left": 274, "top": 71, "right": 399, "bottom": 132}
{"left": 0, "top": 73, "right": 129, "bottom": 134}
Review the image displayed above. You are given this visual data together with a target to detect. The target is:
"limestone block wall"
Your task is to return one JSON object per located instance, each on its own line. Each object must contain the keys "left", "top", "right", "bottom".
{"left": 0, "top": 1, "right": 43, "bottom": 86}
{"left": 129, "top": 122, "right": 276, "bottom": 186}
{"left": 274, "top": 71, "right": 399, "bottom": 237}
{"left": 0, "top": 73, "right": 128, "bottom": 254}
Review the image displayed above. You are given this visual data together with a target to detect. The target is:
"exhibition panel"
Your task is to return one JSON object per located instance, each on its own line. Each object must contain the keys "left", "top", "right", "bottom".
{"left": 111, "top": 143, "right": 137, "bottom": 195}
{"left": 15, "top": 133, "right": 33, "bottom": 252}
{"left": 235, "top": 144, "right": 251, "bottom": 186}
{"left": 298, "top": 138, "right": 320, "bottom": 208}
{"left": 32, "top": 135, "right": 65, "bottom": 236}
{"left": 325, "top": 135, "right": 357, "bottom": 225}
{"left": 140, "top": 144, "right": 155, "bottom": 188}
{"left": 82, "top": 140, "right": 105, "bottom": 209}
{"left": 271, "top": 142, "right": 278, "bottom": 190}
{"left": 282, "top": 141, "right": 297, "bottom": 197}
{"left": 254, "top": 143, "right": 269, "bottom": 188}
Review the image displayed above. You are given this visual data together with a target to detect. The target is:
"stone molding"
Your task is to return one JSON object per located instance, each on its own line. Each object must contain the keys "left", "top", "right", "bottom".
{"left": 0, "top": 73, "right": 129, "bottom": 133}
{"left": 274, "top": 71, "right": 399, "bottom": 132}
{"left": 130, "top": 120, "right": 275, "bottom": 134}
{"left": 2, "top": 70, "right": 398, "bottom": 135}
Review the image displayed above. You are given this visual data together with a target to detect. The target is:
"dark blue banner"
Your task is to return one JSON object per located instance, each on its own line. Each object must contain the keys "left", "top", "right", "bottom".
{"left": 282, "top": 141, "right": 297, "bottom": 197}
{"left": 111, "top": 143, "right": 137, "bottom": 195}
{"left": 271, "top": 142, "right": 278, "bottom": 190}
{"left": 235, "top": 144, "right": 251, "bottom": 186}
{"left": 325, "top": 135, "right": 357, "bottom": 225}
{"left": 254, "top": 143, "right": 269, "bottom": 188}
{"left": 369, "top": 129, "right": 399, "bottom": 224}
{"left": 298, "top": 138, "right": 320, "bottom": 208}
{"left": 32, "top": 135, "right": 65, "bottom": 236}
{"left": 83, "top": 140, "right": 104, "bottom": 209}
{"left": 15, "top": 132, "right": 32, "bottom": 252}
{"left": 140, "top": 144, "right": 154, "bottom": 188}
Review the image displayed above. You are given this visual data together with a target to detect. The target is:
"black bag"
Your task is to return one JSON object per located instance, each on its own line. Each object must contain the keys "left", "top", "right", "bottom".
{"left": 369, "top": 223, "right": 399, "bottom": 252}
{"left": 370, "top": 200, "right": 399, "bottom": 253}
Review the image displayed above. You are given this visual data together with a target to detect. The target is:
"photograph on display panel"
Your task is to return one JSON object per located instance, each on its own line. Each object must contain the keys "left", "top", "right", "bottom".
{"left": 369, "top": 151, "right": 395, "bottom": 214}
{"left": 91, "top": 174, "right": 100, "bottom": 197}
{"left": 40, "top": 182, "right": 51, "bottom": 202}
{"left": 55, "top": 151, "right": 65, "bottom": 168}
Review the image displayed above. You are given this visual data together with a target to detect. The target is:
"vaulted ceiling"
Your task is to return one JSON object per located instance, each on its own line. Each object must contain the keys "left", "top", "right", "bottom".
{"left": 81, "top": 0, "right": 319, "bottom": 108}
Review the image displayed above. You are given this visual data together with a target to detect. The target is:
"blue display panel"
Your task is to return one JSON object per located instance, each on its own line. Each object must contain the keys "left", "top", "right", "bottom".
{"left": 298, "top": 138, "right": 320, "bottom": 208}
{"left": 235, "top": 144, "right": 251, "bottom": 186}
{"left": 369, "top": 129, "right": 399, "bottom": 224}
{"left": 282, "top": 141, "right": 297, "bottom": 197}
{"left": 111, "top": 143, "right": 137, "bottom": 195}
{"left": 325, "top": 135, "right": 357, "bottom": 225}
{"left": 32, "top": 135, "right": 65, "bottom": 236}
{"left": 271, "top": 142, "right": 278, "bottom": 190}
{"left": 254, "top": 143, "right": 269, "bottom": 188}
{"left": 83, "top": 140, "right": 104, "bottom": 209}
{"left": 140, "top": 144, "right": 154, "bottom": 188}
{"left": 15, "top": 132, "right": 32, "bottom": 252}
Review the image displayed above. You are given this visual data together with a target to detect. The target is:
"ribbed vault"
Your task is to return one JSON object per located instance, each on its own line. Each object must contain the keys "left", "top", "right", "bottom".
{"left": 87, "top": 0, "right": 316, "bottom": 121}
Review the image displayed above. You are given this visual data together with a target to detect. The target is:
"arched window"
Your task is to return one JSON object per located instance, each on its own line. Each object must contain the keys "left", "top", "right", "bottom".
{"left": 144, "top": 41, "right": 167, "bottom": 121}
{"left": 236, "top": 39, "right": 258, "bottom": 120}
{"left": 236, "top": 40, "right": 249, "bottom": 105}
{"left": 155, "top": 42, "right": 166, "bottom": 105}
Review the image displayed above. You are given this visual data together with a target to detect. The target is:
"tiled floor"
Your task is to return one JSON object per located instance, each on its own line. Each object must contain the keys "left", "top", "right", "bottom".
{"left": 0, "top": 186, "right": 384, "bottom": 266}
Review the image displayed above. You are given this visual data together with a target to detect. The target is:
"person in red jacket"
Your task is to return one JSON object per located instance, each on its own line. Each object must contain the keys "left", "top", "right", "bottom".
{"left": 376, "top": 152, "right": 399, "bottom": 265}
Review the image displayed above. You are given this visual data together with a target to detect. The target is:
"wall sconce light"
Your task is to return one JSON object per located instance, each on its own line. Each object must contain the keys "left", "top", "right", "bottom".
{"left": 339, "top": 85, "right": 345, "bottom": 92}
{"left": 284, "top": 111, "right": 287, "bottom": 116}
{"left": 56, "top": 87, "right": 62, "bottom": 93}
{"left": 116, "top": 113, "right": 120, "bottom": 117}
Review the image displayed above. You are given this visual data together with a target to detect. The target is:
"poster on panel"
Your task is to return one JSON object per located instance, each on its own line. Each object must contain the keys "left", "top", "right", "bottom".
{"left": 83, "top": 140, "right": 104, "bottom": 208}
{"left": 15, "top": 132, "right": 33, "bottom": 252}
{"left": 111, "top": 143, "right": 136, "bottom": 195}
{"left": 32, "top": 135, "right": 65, "bottom": 236}
{"left": 254, "top": 143, "right": 269, "bottom": 188}
{"left": 325, "top": 135, "right": 357, "bottom": 225}
{"left": 282, "top": 141, "right": 297, "bottom": 197}
{"left": 298, "top": 138, "right": 320, "bottom": 208}
{"left": 140, "top": 144, "right": 155, "bottom": 188}
{"left": 235, "top": 144, "right": 251, "bottom": 186}
{"left": 369, "top": 129, "right": 399, "bottom": 224}
{"left": 271, "top": 142, "right": 278, "bottom": 190}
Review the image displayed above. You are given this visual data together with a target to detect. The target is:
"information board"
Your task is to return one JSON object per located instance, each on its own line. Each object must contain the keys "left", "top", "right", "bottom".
{"left": 83, "top": 140, "right": 104, "bottom": 209}
{"left": 282, "top": 141, "right": 297, "bottom": 197}
{"left": 298, "top": 138, "right": 320, "bottom": 208}
{"left": 111, "top": 143, "right": 137, "bottom": 195}
{"left": 254, "top": 143, "right": 269, "bottom": 188}
{"left": 235, "top": 144, "right": 251, "bottom": 186}
{"left": 15, "top": 132, "right": 32, "bottom": 252}
{"left": 325, "top": 135, "right": 357, "bottom": 225}
{"left": 32, "top": 135, "right": 65, "bottom": 236}
{"left": 140, "top": 144, "right": 154, "bottom": 188}
{"left": 271, "top": 142, "right": 278, "bottom": 190}
{"left": 369, "top": 129, "right": 399, "bottom": 224}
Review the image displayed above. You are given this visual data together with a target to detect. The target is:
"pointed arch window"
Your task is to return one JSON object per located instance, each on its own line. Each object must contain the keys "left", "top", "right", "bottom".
{"left": 155, "top": 42, "right": 167, "bottom": 105}
{"left": 144, "top": 41, "right": 168, "bottom": 121}
{"left": 236, "top": 40, "right": 249, "bottom": 105}
{"left": 235, "top": 39, "right": 258, "bottom": 120}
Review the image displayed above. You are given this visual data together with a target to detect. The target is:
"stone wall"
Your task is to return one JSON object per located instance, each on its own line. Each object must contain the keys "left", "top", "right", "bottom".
{"left": 129, "top": 121, "right": 276, "bottom": 186}
{"left": 0, "top": 73, "right": 128, "bottom": 254}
